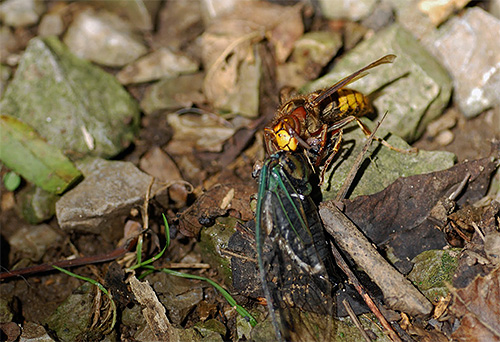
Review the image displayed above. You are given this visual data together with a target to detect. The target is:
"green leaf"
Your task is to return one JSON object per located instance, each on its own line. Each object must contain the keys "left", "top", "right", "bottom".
{"left": 3, "top": 171, "right": 21, "bottom": 191}
{"left": 0, "top": 115, "right": 82, "bottom": 194}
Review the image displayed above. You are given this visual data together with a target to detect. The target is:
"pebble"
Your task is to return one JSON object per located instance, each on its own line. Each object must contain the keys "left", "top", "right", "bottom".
{"left": 63, "top": 9, "right": 147, "bottom": 67}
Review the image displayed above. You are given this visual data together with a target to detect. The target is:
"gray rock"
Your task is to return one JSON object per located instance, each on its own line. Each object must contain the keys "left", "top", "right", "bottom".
{"left": 117, "top": 48, "right": 199, "bottom": 85}
{"left": 0, "top": 0, "right": 45, "bottom": 27}
{"left": 55, "top": 158, "right": 168, "bottom": 240}
{"left": 8, "top": 224, "right": 61, "bottom": 262}
{"left": 45, "top": 283, "right": 101, "bottom": 342}
{"left": 20, "top": 322, "right": 55, "bottom": 342}
{"left": 150, "top": 272, "right": 204, "bottom": 325}
{"left": 140, "top": 73, "right": 205, "bottom": 114}
{"left": 304, "top": 23, "right": 452, "bottom": 142}
{"left": 0, "top": 36, "right": 140, "bottom": 159}
{"left": 63, "top": 9, "right": 147, "bottom": 67}
{"left": 88, "top": 0, "right": 161, "bottom": 31}
{"left": 491, "top": 0, "right": 500, "bottom": 19}
{"left": 321, "top": 121, "right": 456, "bottom": 200}
{"left": 429, "top": 7, "right": 500, "bottom": 118}
{"left": 318, "top": 0, "right": 377, "bottom": 21}
{"left": 16, "top": 185, "right": 59, "bottom": 224}
{"left": 38, "top": 12, "right": 64, "bottom": 37}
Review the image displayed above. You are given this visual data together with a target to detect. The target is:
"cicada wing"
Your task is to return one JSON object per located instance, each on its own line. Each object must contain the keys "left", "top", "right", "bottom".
{"left": 256, "top": 156, "right": 336, "bottom": 341}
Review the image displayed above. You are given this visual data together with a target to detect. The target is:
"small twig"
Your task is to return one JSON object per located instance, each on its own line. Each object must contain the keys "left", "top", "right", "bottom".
{"left": 448, "top": 172, "right": 470, "bottom": 201}
{"left": 320, "top": 202, "right": 433, "bottom": 317}
{"left": 0, "top": 239, "right": 137, "bottom": 280}
{"left": 472, "top": 222, "right": 485, "bottom": 242}
{"left": 220, "top": 248, "right": 257, "bottom": 263}
{"left": 342, "top": 299, "right": 373, "bottom": 342}
{"left": 331, "top": 243, "right": 402, "bottom": 342}
{"left": 162, "top": 262, "right": 210, "bottom": 269}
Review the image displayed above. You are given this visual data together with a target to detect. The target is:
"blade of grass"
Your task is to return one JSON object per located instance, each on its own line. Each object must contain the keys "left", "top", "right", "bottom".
{"left": 130, "top": 214, "right": 257, "bottom": 327}
{"left": 141, "top": 265, "right": 257, "bottom": 327}
{"left": 52, "top": 265, "right": 117, "bottom": 333}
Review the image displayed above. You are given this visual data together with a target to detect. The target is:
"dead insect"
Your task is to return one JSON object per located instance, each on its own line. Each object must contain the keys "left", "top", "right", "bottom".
{"left": 265, "top": 54, "right": 408, "bottom": 170}
{"left": 255, "top": 151, "right": 340, "bottom": 341}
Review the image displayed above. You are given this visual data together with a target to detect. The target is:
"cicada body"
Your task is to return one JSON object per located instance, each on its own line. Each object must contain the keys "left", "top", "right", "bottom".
{"left": 255, "top": 151, "right": 339, "bottom": 341}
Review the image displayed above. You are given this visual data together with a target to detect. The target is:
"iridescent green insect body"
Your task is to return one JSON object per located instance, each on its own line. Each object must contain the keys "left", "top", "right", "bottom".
{"left": 255, "top": 151, "right": 339, "bottom": 341}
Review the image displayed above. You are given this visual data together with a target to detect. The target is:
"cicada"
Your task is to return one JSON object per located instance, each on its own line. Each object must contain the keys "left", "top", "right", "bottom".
{"left": 255, "top": 151, "right": 340, "bottom": 341}
{"left": 264, "top": 54, "right": 400, "bottom": 168}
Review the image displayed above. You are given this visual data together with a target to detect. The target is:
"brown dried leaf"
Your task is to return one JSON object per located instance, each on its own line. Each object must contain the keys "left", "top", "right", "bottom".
{"left": 178, "top": 182, "right": 256, "bottom": 237}
{"left": 343, "top": 156, "right": 497, "bottom": 273}
{"left": 449, "top": 267, "right": 500, "bottom": 342}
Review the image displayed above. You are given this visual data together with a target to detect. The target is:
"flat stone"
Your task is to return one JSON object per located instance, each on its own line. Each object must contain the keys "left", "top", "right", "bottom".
{"left": 304, "top": 23, "right": 452, "bottom": 142}
{"left": 0, "top": 36, "right": 140, "bottom": 159}
{"left": 45, "top": 283, "right": 97, "bottom": 342}
{"left": 321, "top": 119, "right": 456, "bottom": 200}
{"left": 140, "top": 73, "right": 205, "bottom": 115}
{"left": 38, "top": 10, "right": 65, "bottom": 37}
{"left": 88, "top": 0, "right": 161, "bottom": 31}
{"left": 8, "top": 224, "right": 61, "bottom": 262}
{"left": 116, "top": 48, "right": 199, "bottom": 85}
{"left": 318, "top": 0, "right": 377, "bottom": 21}
{"left": 16, "top": 185, "right": 59, "bottom": 224}
{"left": 63, "top": 9, "right": 147, "bottom": 67}
{"left": 0, "top": 0, "right": 45, "bottom": 27}
{"left": 430, "top": 7, "right": 500, "bottom": 117}
{"left": 55, "top": 158, "right": 168, "bottom": 240}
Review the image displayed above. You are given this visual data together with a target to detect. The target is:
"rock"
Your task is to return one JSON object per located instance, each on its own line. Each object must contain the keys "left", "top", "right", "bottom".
{"left": 154, "top": 0, "right": 203, "bottom": 51}
{"left": 194, "top": 319, "right": 226, "bottom": 338}
{"left": 19, "top": 322, "right": 54, "bottom": 342}
{"left": 166, "top": 111, "right": 236, "bottom": 153}
{"left": 38, "top": 4, "right": 66, "bottom": 37}
{"left": 89, "top": 0, "right": 161, "bottom": 31}
{"left": 0, "top": 26, "right": 18, "bottom": 64}
{"left": 116, "top": 48, "right": 199, "bottom": 85}
{"left": 429, "top": 7, "right": 500, "bottom": 117}
{"left": 140, "top": 73, "right": 205, "bottom": 115}
{"left": 408, "top": 249, "right": 460, "bottom": 302}
{"left": 0, "top": 63, "right": 11, "bottom": 97}
{"left": 491, "top": 0, "right": 500, "bottom": 19}
{"left": 139, "top": 146, "right": 189, "bottom": 208}
{"left": 199, "top": 217, "right": 239, "bottom": 286}
{"left": 55, "top": 158, "right": 168, "bottom": 240}
{"left": 16, "top": 185, "right": 59, "bottom": 223}
{"left": 0, "top": 297, "right": 14, "bottom": 323}
{"left": 0, "top": 0, "right": 45, "bottom": 27}
{"left": 63, "top": 9, "right": 147, "bottom": 67}
{"left": 318, "top": 0, "right": 377, "bottom": 21}
{"left": 277, "top": 31, "right": 342, "bottom": 89}
{"left": 7, "top": 224, "right": 61, "bottom": 262}
{"left": 304, "top": 23, "right": 452, "bottom": 142}
{"left": 0, "top": 36, "right": 140, "bottom": 159}
{"left": 149, "top": 272, "right": 204, "bottom": 325}
{"left": 321, "top": 120, "right": 456, "bottom": 199}
{"left": 45, "top": 283, "right": 102, "bottom": 342}
{"left": 418, "top": 0, "right": 471, "bottom": 26}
